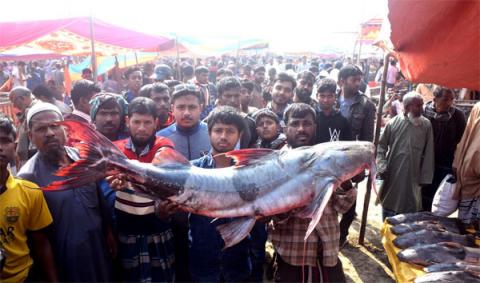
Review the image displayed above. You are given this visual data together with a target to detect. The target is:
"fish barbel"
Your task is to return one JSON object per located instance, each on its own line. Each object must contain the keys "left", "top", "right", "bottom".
{"left": 45, "top": 120, "right": 376, "bottom": 248}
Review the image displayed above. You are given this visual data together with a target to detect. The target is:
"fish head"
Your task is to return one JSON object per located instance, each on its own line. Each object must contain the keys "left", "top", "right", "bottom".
{"left": 310, "top": 141, "right": 376, "bottom": 183}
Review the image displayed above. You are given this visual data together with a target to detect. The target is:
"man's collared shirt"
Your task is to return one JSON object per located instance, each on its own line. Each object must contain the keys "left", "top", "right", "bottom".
{"left": 268, "top": 146, "right": 357, "bottom": 267}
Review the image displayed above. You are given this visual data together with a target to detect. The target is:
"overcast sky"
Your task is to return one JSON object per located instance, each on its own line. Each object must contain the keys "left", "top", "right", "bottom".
{"left": 3, "top": 0, "right": 388, "bottom": 53}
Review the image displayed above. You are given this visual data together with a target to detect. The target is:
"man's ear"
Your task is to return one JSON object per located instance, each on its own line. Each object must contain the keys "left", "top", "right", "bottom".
{"left": 125, "top": 116, "right": 130, "bottom": 129}
{"left": 338, "top": 79, "right": 344, "bottom": 88}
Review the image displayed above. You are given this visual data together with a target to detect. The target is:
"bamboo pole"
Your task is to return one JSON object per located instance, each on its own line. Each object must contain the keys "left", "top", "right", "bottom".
{"left": 89, "top": 15, "right": 98, "bottom": 81}
{"left": 358, "top": 53, "right": 391, "bottom": 245}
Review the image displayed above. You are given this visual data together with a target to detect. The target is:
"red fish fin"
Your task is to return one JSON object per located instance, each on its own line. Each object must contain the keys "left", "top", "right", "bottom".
{"left": 304, "top": 182, "right": 335, "bottom": 241}
{"left": 42, "top": 171, "right": 103, "bottom": 191}
{"left": 224, "top": 148, "right": 274, "bottom": 166}
{"left": 41, "top": 120, "right": 128, "bottom": 191}
{"left": 152, "top": 147, "right": 190, "bottom": 167}
{"left": 216, "top": 216, "right": 256, "bottom": 250}
{"left": 59, "top": 120, "right": 125, "bottom": 158}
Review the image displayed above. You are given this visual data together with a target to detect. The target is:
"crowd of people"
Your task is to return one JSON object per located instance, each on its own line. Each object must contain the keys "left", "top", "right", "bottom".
{"left": 0, "top": 54, "right": 479, "bottom": 283}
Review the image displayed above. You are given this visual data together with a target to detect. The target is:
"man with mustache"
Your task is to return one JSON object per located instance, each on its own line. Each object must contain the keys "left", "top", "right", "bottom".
{"left": 0, "top": 115, "right": 57, "bottom": 282}
{"left": 266, "top": 72, "right": 296, "bottom": 128}
{"left": 336, "top": 65, "right": 376, "bottom": 247}
{"left": 269, "top": 103, "right": 356, "bottom": 283}
{"left": 17, "top": 102, "right": 114, "bottom": 282}
{"left": 215, "top": 76, "right": 257, "bottom": 148}
{"left": 189, "top": 106, "right": 252, "bottom": 282}
{"left": 139, "top": 82, "right": 175, "bottom": 131}
{"left": 293, "top": 71, "right": 320, "bottom": 113}
{"left": 90, "top": 93, "right": 129, "bottom": 142}
{"left": 377, "top": 92, "right": 435, "bottom": 219}
{"left": 156, "top": 84, "right": 211, "bottom": 282}
{"left": 113, "top": 97, "right": 176, "bottom": 282}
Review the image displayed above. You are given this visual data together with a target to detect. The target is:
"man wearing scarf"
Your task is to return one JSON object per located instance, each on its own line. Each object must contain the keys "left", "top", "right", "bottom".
{"left": 422, "top": 86, "right": 466, "bottom": 211}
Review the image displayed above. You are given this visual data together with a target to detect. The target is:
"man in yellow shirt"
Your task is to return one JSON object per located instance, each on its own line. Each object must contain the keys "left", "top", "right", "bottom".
{"left": 0, "top": 115, "right": 57, "bottom": 282}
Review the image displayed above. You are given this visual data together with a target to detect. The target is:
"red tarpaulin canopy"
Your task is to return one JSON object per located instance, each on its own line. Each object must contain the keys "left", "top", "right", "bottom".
{"left": 388, "top": 0, "right": 480, "bottom": 90}
{"left": 0, "top": 17, "right": 175, "bottom": 56}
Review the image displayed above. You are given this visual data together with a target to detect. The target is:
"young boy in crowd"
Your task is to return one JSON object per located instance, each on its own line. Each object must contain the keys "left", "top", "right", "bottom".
{"left": 253, "top": 109, "right": 286, "bottom": 149}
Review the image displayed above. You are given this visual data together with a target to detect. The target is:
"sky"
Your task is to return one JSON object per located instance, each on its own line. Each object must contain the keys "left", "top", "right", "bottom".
{"left": 2, "top": 0, "right": 389, "bottom": 53}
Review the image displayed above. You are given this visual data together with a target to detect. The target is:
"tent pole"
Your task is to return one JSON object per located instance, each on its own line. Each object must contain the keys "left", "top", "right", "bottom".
{"left": 176, "top": 34, "right": 181, "bottom": 81}
{"left": 134, "top": 52, "right": 139, "bottom": 66}
{"left": 358, "top": 53, "right": 391, "bottom": 245}
{"left": 89, "top": 15, "right": 98, "bottom": 81}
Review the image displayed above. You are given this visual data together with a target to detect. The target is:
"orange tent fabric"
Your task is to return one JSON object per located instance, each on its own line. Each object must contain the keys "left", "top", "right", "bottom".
{"left": 388, "top": 0, "right": 480, "bottom": 90}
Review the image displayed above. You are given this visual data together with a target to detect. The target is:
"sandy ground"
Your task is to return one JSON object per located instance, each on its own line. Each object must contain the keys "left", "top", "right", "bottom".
{"left": 340, "top": 180, "right": 395, "bottom": 283}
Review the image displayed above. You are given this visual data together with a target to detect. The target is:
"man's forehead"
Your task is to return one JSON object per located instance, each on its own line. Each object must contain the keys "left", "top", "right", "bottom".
{"left": 275, "top": 81, "right": 293, "bottom": 88}
{"left": 212, "top": 122, "right": 238, "bottom": 130}
{"left": 30, "top": 111, "right": 62, "bottom": 123}
{"left": 288, "top": 115, "right": 315, "bottom": 123}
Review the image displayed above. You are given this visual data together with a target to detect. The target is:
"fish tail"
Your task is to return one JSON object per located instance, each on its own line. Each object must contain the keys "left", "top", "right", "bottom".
{"left": 43, "top": 120, "right": 128, "bottom": 191}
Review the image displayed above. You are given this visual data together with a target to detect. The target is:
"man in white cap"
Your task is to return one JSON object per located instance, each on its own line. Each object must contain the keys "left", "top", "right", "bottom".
{"left": 17, "top": 102, "right": 115, "bottom": 282}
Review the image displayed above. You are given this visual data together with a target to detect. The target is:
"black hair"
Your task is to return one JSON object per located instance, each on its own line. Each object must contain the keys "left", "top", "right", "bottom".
{"left": 241, "top": 80, "right": 254, "bottom": 93}
{"left": 128, "top": 97, "right": 157, "bottom": 118}
{"left": 207, "top": 106, "right": 246, "bottom": 134}
{"left": 181, "top": 64, "right": 194, "bottom": 77}
{"left": 268, "top": 68, "right": 277, "bottom": 76}
{"left": 82, "top": 68, "right": 92, "bottom": 75}
{"left": 252, "top": 108, "right": 280, "bottom": 125}
{"left": 338, "top": 65, "right": 363, "bottom": 82}
{"left": 195, "top": 66, "right": 209, "bottom": 76}
{"left": 70, "top": 80, "right": 101, "bottom": 106}
{"left": 284, "top": 103, "right": 316, "bottom": 125}
{"left": 297, "top": 71, "right": 315, "bottom": 84}
{"left": 254, "top": 66, "right": 266, "bottom": 74}
{"left": 170, "top": 84, "right": 202, "bottom": 104}
{"left": 0, "top": 114, "right": 17, "bottom": 139}
{"left": 432, "top": 86, "right": 454, "bottom": 99}
{"left": 217, "top": 76, "right": 242, "bottom": 97}
{"left": 151, "top": 82, "right": 170, "bottom": 95}
{"left": 32, "top": 84, "right": 54, "bottom": 100}
{"left": 124, "top": 67, "right": 142, "bottom": 80}
{"left": 139, "top": 84, "right": 153, "bottom": 98}
{"left": 334, "top": 61, "right": 343, "bottom": 69}
{"left": 263, "top": 91, "right": 272, "bottom": 103}
{"left": 317, "top": 78, "right": 337, "bottom": 94}
{"left": 274, "top": 72, "right": 297, "bottom": 89}
{"left": 217, "top": 68, "right": 234, "bottom": 77}
{"left": 165, "top": 80, "right": 182, "bottom": 89}
{"left": 309, "top": 66, "right": 319, "bottom": 74}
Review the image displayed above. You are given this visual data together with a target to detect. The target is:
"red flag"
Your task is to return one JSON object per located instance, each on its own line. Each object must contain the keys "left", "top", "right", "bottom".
{"left": 389, "top": 0, "right": 480, "bottom": 90}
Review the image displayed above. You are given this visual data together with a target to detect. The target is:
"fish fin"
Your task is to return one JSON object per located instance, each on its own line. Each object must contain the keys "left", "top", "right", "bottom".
{"left": 59, "top": 120, "right": 125, "bottom": 158}
{"left": 152, "top": 147, "right": 190, "bottom": 167}
{"left": 224, "top": 148, "right": 274, "bottom": 166}
{"left": 216, "top": 216, "right": 256, "bottom": 250}
{"left": 42, "top": 120, "right": 128, "bottom": 191}
{"left": 304, "top": 182, "right": 335, "bottom": 241}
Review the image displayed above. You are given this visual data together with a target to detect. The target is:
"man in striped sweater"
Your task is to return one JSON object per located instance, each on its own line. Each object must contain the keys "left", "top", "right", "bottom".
{"left": 113, "top": 97, "right": 176, "bottom": 283}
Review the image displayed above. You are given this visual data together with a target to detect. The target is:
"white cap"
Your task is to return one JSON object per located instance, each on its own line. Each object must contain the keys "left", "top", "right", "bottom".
{"left": 26, "top": 102, "right": 63, "bottom": 126}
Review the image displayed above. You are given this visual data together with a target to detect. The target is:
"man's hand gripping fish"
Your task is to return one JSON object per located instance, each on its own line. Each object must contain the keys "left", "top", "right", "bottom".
{"left": 44, "top": 120, "right": 376, "bottom": 248}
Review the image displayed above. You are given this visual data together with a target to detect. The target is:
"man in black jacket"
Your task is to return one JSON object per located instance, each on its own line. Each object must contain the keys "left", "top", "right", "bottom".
{"left": 422, "top": 86, "right": 466, "bottom": 211}
{"left": 315, "top": 78, "right": 352, "bottom": 143}
{"left": 336, "top": 65, "right": 376, "bottom": 247}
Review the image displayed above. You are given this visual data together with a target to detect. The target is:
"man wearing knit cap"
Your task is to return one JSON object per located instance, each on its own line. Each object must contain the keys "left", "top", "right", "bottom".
{"left": 17, "top": 102, "right": 114, "bottom": 282}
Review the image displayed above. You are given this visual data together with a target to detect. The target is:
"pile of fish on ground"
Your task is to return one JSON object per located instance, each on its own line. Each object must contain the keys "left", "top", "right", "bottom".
{"left": 386, "top": 212, "right": 480, "bottom": 282}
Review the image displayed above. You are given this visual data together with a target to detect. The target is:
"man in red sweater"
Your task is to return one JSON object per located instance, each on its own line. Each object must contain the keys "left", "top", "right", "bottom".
{"left": 113, "top": 97, "right": 177, "bottom": 282}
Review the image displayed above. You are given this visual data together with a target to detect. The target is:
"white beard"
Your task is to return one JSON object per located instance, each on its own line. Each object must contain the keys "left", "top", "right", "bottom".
{"left": 407, "top": 112, "right": 421, "bottom": 126}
